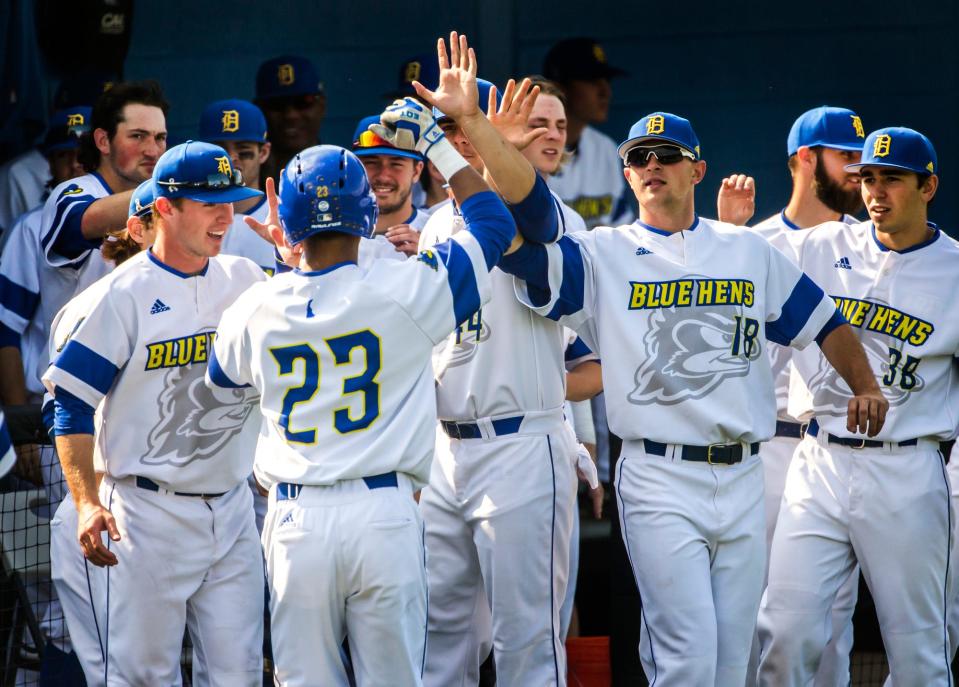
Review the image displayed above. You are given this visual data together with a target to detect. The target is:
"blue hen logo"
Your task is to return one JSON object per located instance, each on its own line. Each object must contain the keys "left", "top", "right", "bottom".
{"left": 417, "top": 249, "right": 439, "bottom": 271}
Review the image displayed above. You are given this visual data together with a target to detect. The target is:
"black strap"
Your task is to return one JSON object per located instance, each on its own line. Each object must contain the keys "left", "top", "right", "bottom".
{"left": 642, "top": 439, "right": 760, "bottom": 465}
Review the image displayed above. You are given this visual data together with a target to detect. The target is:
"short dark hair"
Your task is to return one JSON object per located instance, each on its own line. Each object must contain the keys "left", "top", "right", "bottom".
{"left": 78, "top": 80, "right": 169, "bottom": 172}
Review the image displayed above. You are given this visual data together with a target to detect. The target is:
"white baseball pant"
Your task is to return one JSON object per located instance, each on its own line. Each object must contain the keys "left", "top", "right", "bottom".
{"left": 615, "top": 440, "right": 766, "bottom": 687}
{"left": 420, "top": 416, "right": 577, "bottom": 687}
{"left": 758, "top": 433, "right": 955, "bottom": 687}
{"left": 263, "top": 474, "right": 427, "bottom": 687}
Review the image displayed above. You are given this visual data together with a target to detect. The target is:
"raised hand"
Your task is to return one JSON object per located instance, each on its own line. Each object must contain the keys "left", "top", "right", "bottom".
{"left": 717, "top": 174, "right": 756, "bottom": 226}
{"left": 412, "top": 31, "right": 480, "bottom": 121}
{"left": 487, "top": 78, "right": 548, "bottom": 151}
{"left": 245, "top": 177, "right": 281, "bottom": 245}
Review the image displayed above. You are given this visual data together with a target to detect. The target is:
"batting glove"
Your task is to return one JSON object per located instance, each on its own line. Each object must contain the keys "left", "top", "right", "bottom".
{"left": 370, "top": 98, "right": 445, "bottom": 156}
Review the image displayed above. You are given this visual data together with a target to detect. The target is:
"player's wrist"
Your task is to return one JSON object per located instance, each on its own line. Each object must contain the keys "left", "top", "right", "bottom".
{"left": 427, "top": 138, "right": 469, "bottom": 181}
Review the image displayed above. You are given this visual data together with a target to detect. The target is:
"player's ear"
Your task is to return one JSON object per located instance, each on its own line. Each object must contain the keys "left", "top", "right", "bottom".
{"left": 690, "top": 159, "right": 707, "bottom": 186}
{"left": 258, "top": 142, "right": 271, "bottom": 165}
{"left": 412, "top": 160, "right": 424, "bottom": 183}
{"left": 153, "top": 196, "right": 173, "bottom": 218}
{"left": 920, "top": 173, "right": 938, "bottom": 203}
{"left": 93, "top": 128, "right": 111, "bottom": 156}
{"left": 126, "top": 216, "right": 144, "bottom": 243}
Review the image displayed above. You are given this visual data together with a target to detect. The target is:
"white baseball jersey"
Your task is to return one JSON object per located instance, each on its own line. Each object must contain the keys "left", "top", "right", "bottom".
{"left": 221, "top": 197, "right": 276, "bottom": 274}
{"left": 511, "top": 217, "right": 839, "bottom": 444}
{"left": 358, "top": 206, "right": 431, "bottom": 267}
{"left": 0, "top": 408, "right": 13, "bottom": 478}
{"left": 0, "top": 148, "right": 49, "bottom": 239}
{"left": 547, "top": 125, "right": 634, "bottom": 229}
{"left": 419, "top": 193, "right": 585, "bottom": 420}
{"left": 0, "top": 206, "right": 48, "bottom": 398}
{"left": 43, "top": 250, "right": 266, "bottom": 493}
{"left": 208, "top": 222, "right": 496, "bottom": 489}
{"left": 788, "top": 220, "right": 959, "bottom": 441}
{"left": 753, "top": 210, "right": 857, "bottom": 422}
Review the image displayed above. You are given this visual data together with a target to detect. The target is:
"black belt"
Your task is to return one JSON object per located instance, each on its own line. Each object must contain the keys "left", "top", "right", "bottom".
{"left": 775, "top": 420, "right": 808, "bottom": 439}
{"left": 441, "top": 415, "right": 524, "bottom": 440}
{"left": 276, "top": 472, "right": 399, "bottom": 501}
{"left": 642, "top": 439, "right": 760, "bottom": 465}
{"left": 135, "top": 476, "right": 227, "bottom": 499}
{"left": 807, "top": 419, "right": 918, "bottom": 449}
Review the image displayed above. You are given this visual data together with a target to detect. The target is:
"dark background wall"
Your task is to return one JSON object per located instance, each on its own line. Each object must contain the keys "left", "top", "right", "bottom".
{"left": 23, "top": 0, "right": 959, "bottom": 228}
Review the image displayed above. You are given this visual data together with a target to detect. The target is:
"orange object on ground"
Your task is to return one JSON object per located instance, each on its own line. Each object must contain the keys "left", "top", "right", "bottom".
{"left": 566, "top": 636, "right": 611, "bottom": 687}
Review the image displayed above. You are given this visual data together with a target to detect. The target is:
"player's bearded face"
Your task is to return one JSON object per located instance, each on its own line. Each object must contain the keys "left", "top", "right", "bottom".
{"left": 813, "top": 148, "right": 863, "bottom": 216}
{"left": 360, "top": 156, "right": 422, "bottom": 217}
{"left": 106, "top": 104, "right": 167, "bottom": 185}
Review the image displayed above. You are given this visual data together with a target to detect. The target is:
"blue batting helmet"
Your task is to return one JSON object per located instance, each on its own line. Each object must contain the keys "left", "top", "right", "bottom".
{"left": 278, "top": 145, "right": 378, "bottom": 245}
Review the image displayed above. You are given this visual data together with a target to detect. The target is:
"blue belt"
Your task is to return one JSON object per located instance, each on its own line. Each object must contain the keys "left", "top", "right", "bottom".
{"left": 807, "top": 419, "right": 917, "bottom": 449}
{"left": 276, "top": 471, "right": 399, "bottom": 501}
{"left": 441, "top": 415, "right": 524, "bottom": 440}
{"left": 643, "top": 439, "right": 760, "bottom": 465}
{"left": 134, "top": 476, "right": 227, "bottom": 499}
{"left": 775, "top": 420, "right": 808, "bottom": 439}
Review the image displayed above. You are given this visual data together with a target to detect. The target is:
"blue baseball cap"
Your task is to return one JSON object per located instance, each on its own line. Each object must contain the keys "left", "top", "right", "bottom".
{"left": 845, "top": 127, "right": 937, "bottom": 176}
{"left": 199, "top": 99, "right": 268, "bottom": 143}
{"left": 43, "top": 106, "right": 92, "bottom": 153}
{"left": 388, "top": 54, "right": 440, "bottom": 98}
{"left": 787, "top": 106, "right": 866, "bottom": 156}
{"left": 352, "top": 115, "right": 423, "bottom": 161}
{"left": 255, "top": 56, "right": 324, "bottom": 101}
{"left": 432, "top": 79, "right": 503, "bottom": 121}
{"left": 129, "top": 180, "right": 156, "bottom": 219}
{"left": 618, "top": 112, "right": 701, "bottom": 160}
{"left": 152, "top": 141, "right": 263, "bottom": 203}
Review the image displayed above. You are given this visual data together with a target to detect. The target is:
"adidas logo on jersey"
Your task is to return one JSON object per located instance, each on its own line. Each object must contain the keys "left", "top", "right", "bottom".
{"left": 635, "top": 247, "right": 653, "bottom": 256}
{"left": 279, "top": 511, "right": 295, "bottom": 527}
{"left": 149, "top": 299, "right": 171, "bottom": 314}
{"left": 834, "top": 256, "right": 852, "bottom": 270}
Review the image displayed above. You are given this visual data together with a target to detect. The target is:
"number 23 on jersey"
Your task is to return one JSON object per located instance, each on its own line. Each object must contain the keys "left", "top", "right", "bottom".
{"left": 270, "top": 329, "right": 382, "bottom": 443}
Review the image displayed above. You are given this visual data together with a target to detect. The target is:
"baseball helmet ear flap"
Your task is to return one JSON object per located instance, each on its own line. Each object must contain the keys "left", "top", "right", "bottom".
{"left": 278, "top": 144, "right": 378, "bottom": 245}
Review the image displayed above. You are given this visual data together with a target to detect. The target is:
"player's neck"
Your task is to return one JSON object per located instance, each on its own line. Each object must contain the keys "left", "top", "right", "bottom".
{"left": 784, "top": 183, "right": 842, "bottom": 229}
{"left": 874, "top": 214, "right": 933, "bottom": 252}
{"left": 639, "top": 201, "right": 696, "bottom": 233}
{"left": 96, "top": 163, "right": 138, "bottom": 193}
{"left": 302, "top": 234, "right": 360, "bottom": 271}
{"left": 151, "top": 234, "right": 209, "bottom": 275}
{"left": 565, "top": 117, "right": 587, "bottom": 150}
{"left": 375, "top": 202, "right": 413, "bottom": 235}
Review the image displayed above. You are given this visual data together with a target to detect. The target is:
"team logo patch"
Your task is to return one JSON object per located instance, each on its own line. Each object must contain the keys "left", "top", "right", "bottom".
{"left": 150, "top": 299, "right": 171, "bottom": 314}
{"left": 627, "top": 304, "right": 761, "bottom": 406}
{"left": 141, "top": 336, "right": 258, "bottom": 467}
{"left": 277, "top": 63, "right": 295, "bottom": 85}
{"left": 834, "top": 256, "right": 852, "bottom": 270}
{"left": 873, "top": 134, "right": 891, "bottom": 158}
{"left": 635, "top": 246, "right": 653, "bottom": 256}
{"left": 215, "top": 156, "right": 232, "bottom": 175}
{"left": 404, "top": 61, "right": 421, "bottom": 83}
{"left": 66, "top": 113, "right": 86, "bottom": 127}
{"left": 417, "top": 249, "right": 439, "bottom": 271}
{"left": 851, "top": 115, "right": 865, "bottom": 139}
{"left": 645, "top": 115, "right": 665, "bottom": 135}
{"left": 221, "top": 110, "right": 240, "bottom": 133}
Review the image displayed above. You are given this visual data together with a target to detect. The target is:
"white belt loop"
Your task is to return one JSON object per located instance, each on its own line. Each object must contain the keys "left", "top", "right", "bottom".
{"left": 476, "top": 417, "right": 495, "bottom": 440}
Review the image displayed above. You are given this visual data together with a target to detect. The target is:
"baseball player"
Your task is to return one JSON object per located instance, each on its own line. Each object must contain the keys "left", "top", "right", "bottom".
{"left": 496, "top": 111, "right": 886, "bottom": 686}
{"left": 45, "top": 179, "right": 156, "bottom": 685}
{"left": 351, "top": 113, "right": 431, "bottom": 262}
{"left": 254, "top": 55, "right": 326, "bottom": 184}
{"left": 205, "top": 95, "right": 517, "bottom": 684}
{"left": 757, "top": 128, "right": 957, "bottom": 686}
{"left": 743, "top": 105, "right": 866, "bottom": 687}
{"left": 410, "top": 33, "right": 585, "bottom": 686}
{"left": 43, "top": 141, "right": 267, "bottom": 685}
{"left": 198, "top": 98, "right": 275, "bottom": 273}
{"left": 542, "top": 38, "right": 634, "bottom": 229}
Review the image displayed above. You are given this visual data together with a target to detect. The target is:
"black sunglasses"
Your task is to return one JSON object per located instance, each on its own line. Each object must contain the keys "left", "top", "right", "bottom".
{"left": 156, "top": 170, "right": 244, "bottom": 191}
{"left": 624, "top": 145, "right": 695, "bottom": 168}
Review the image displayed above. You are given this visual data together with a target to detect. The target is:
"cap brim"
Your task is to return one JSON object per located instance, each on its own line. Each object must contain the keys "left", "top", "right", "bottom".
{"left": 179, "top": 187, "right": 264, "bottom": 203}
{"left": 790, "top": 141, "right": 864, "bottom": 156}
{"left": 353, "top": 146, "right": 422, "bottom": 161}
{"left": 618, "top": 135, "right": 697, "bottom": 159}
{"left": 207, "top": 132, "right": 268, "bottom": 143}
{"left": 845, "top": 161, "right": 932, "bottom": 174}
